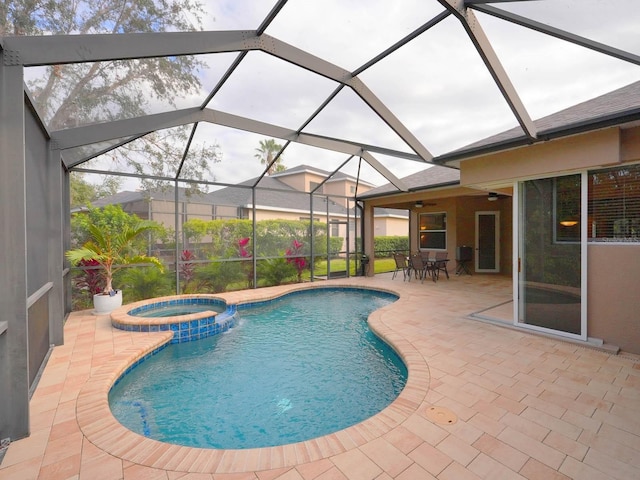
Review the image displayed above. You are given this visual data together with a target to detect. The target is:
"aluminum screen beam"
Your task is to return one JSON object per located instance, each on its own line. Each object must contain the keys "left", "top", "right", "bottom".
{"left": 51, "top": 108, "right": 204, "bottom": 149}
{"left": 438, "top": 0, "right": 537, "bottom": 139}
{"left": 360, "top": 151, "right": 408, "bottom": 192}
{"left": 473, "top": 4, "right": 640, "bottom": 66}
{"left": 8, "top": 30, "right": 433, "bottom": 163}
{"left": 52, "top": 107, "right": 419, "bottom": 173}
{"left": 2, "top": 31, "right": 264, "bottom": 66}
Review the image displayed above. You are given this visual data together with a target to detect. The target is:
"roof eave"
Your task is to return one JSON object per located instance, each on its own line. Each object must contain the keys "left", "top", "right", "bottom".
{"left": 435, "top": 108, "right": 640, "bottom": 165}
{"left": 357, "top": 180, "right": 461, "bottom": 201}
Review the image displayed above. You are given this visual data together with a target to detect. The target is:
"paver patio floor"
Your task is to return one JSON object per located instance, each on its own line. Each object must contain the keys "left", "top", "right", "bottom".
{"left": 1, "top": 273, "right": 639, "bottom": 479}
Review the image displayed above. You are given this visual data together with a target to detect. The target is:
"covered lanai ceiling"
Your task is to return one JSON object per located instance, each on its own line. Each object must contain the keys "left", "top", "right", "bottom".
{"left": 3, "top": 0, "right": 640, "bottom": 191}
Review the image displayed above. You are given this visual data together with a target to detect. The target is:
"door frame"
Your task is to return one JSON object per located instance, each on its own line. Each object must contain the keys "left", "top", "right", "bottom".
{"left": 475, "top": 211, "right": 500, "bottom": 273}
{"left": 512, "top": 176, "right": 588, "bottom": 341}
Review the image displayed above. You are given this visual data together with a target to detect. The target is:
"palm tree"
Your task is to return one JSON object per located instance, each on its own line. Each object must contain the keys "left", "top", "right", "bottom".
{"left": 254, "top": 138, "right": 285, "bottom": 175}
{"left": 66, "top": 221, "right": 163, "bottom": 295}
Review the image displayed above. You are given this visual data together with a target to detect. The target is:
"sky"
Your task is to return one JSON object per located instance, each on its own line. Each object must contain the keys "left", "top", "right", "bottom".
{"left": 46, "top": 0, "right": 640, "bottom": 189}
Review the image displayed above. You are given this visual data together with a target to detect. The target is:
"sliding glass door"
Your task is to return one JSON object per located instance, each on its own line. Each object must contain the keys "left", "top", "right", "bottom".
{"left": 517, "top": 174, "right": 584, "bottom": 338}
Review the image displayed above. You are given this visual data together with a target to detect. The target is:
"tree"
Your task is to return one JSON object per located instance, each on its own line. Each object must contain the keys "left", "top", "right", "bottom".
{"left": 1, "top": 0, "right": 222, "bottom": 188}
{"left": 70, "top": 172, "right": 121, "bottom": 209}
{"left": 254, "top": 138, "right": 285, "bottom": 175}
{"left": 66, "top": 220, "right": 163, "bottom": 294}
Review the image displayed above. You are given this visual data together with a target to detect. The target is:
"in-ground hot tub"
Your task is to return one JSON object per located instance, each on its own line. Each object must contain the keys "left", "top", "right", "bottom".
{"left": 110, "top": 295, "right": 235, "bottom": 343}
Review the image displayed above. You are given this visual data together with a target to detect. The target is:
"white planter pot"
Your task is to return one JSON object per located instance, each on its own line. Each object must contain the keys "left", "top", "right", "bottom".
{"left": 93, "top": 290, "right": 123, "bottom": 315}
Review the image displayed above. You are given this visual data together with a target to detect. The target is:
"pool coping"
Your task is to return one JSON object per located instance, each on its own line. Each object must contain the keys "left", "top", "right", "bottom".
{"left": 76, "top": 282, "right": 430, "bottom": 474}
{"left": 111, "top": 294, "right": 235, "bottom": 343}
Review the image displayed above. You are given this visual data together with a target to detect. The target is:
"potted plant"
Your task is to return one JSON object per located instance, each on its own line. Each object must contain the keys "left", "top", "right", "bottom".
{"left": 66, "top": 220, "right": 163, "bottom": 314}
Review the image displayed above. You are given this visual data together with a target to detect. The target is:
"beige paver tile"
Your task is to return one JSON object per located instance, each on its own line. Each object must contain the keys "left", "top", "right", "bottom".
{"left": 37, "top": 452, "right": 81, "bottom": 480}
{"left": 492, "top": 394, "right": 527, "bottom": 416}
{"left": 359, "top": 438, "right": 412, "bottom": 478}
{"left": 382, "top": 426, "right": 423, "bottom": 455}
{"left": 518, "top": 458, "right": 570, "bottom": 480}
{"left": 467, "top": 452, "right": 526, "bottom": 480}
{"left": 402, "top": 414, "right": 448, "bottom": 445}
{"left": 437, "top": 461, "right": 482, "bottom": 480}
{"left": 330, "top": 449, "right": 381, "bottom": 480}
{"left": 0, "top": 429, "right": 50, "bottom": 468}
{"left": 172, "top": 474, "right": 214, "bottom": 479}
{"left": 406, "top": 442, "right": 452, "bottom": 477}
{"left": 542, "top": 431, "right": 588, "bottom": 461}
{"left": 467, "top": 412, "right": 506, "bottom": 438}
{"left": 539, "top": 389, "right": 596, "bottom": 418}
{"left": 560, "top": 409, "right": 601, "bottom": 434}
{"left": 313, "top": 466, "right": 349, "bottom": 480}
{"left": 472, "top": 433, "right": 528, "bottom": 473}
{"left": 0, "top": 456, "right": 42, "bottom": 480}
{"left": 559, "top": 455, "right": 616, "bottom": 480}
{"left": 520, "top": 407, "right": 581, "bottom": 440}
{"left": 497, "top": 427, "right": 565, "bottom": 471}
{"left": 500, "top": 413, "right": 549, "bottom": 442}
{"left": 595, "top": 422, "right": 640, "bottom": 453}
{"left": 267, "top": 468, "right": 303, "bottom": 480}
{"left": 392, "top": 463, "right": 435, "bottom": 480}
{"left": 292, "top": 459, "right": 333, "bottom": 480}
{"left": 122, "top": 462, "right": 169, "bottom": 479}
{"left": 435, "top": 432, "right": 479, "bottom": 466}
{"left": 592, "top": 406, "right": 640, "bottom": 436}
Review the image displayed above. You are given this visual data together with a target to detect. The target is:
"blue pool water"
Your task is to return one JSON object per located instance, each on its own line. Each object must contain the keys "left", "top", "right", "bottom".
{"left": 109, "top": 288, "right": 407, "bottom": 449}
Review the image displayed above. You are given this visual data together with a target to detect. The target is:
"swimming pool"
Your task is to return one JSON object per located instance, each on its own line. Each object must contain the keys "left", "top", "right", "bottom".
{"left": 108, "top": 288, "right": 407, "bottom": 449}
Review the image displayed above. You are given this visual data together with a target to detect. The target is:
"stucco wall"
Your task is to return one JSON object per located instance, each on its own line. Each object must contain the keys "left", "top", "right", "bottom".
{"left": 461, "top": 128, "right": 621, "bottom": 187}
{"left": 374, "top": 215, "right": 408, "bottom": 237}
{"left": 588, "top": 244, "right": 640, "bottom": 354}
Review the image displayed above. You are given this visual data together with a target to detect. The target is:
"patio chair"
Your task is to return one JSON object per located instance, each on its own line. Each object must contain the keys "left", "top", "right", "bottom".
{"left": 419, "top": 251, "right": 434, "bottom": 281}
{"left": 392, "top": 252, "right": 409, "bottom": 280}
{"left": 408, "top": 253, "right": 432, "bottom": 283}
{"left": 433, "top": 251, "right": 450, "bottom": 280}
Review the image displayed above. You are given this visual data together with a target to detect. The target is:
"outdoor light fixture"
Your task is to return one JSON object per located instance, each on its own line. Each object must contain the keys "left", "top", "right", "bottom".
{"left": 560, "top": 219, "right": 579, "bottom": 227}
{"left": 488, "top": 192, "right": 498, "bottom": 201}
{"left": 415, "top": 200, "right": 423, "bottom": 208}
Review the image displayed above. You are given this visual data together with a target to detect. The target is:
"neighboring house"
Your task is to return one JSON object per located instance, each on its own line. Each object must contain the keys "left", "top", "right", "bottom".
{"left": 359, "top": 80, "right": 640, "bottom": 354}
{"left": 92, "top": 165, "right": 408, "bottom": 253}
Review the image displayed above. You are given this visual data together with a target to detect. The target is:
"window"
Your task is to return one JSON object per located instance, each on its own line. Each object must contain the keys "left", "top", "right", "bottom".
{"left": 419, "top": 213, "right": 446, "bottom": 250}
{"left": 554, "top": 174, "right": 581, "bottom": 243}
{"left": 350, "top": 185, "right": 356, "bottom": 194}
{"left": 589, "top": 164, "right": 640, "bottom": 242}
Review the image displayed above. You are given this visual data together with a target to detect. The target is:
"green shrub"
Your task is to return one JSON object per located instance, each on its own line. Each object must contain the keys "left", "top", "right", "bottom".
{"left": 192, "top": 259, "right": 244, "bottom": 293}
{"left": 257, "top": 257, "right": 297, "bottom": 286}
{"left": 373, "top": 236, "right": 409, "bottom": 256}
{"left": 119, "top": 266, "right": 173, "bottom": 302}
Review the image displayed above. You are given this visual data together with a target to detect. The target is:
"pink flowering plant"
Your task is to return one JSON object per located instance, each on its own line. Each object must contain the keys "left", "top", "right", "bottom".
{"left": 237, "top": 237, "right": 254, "bottom": 287}
{"left": 285, "top": 239, "right": 307, "bottom": 282}
{"left": 180, "top": 250, "right": 196, "bottom": 291}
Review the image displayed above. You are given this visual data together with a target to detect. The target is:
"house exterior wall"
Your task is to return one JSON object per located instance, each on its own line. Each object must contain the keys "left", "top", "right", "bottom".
{"left": 374, "top": 216, "right": 408, "bottom": 237}
{"left": 277, "top": 170, "right": 326, "bottom": 192}
{"left": 461, "top": 128, "right": 621, "bottom": 187}
{"left": 324, "top": 180, "right": 372, "bottom": 207}
{"left": 457, "top": 125, "right": 640, "bottom": 354}
{"left": 588, "top": 244, "right": 639, "bottom": 354}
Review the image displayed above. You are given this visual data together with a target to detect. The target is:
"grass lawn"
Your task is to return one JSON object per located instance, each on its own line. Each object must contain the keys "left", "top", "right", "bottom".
{"left": 311, "top": 257, "right": 395, "bottom": 276}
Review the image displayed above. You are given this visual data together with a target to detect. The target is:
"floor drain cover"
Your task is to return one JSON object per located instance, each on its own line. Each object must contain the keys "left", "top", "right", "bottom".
{"left": 426, "top": 406, "right": 457, "bottom": 425}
